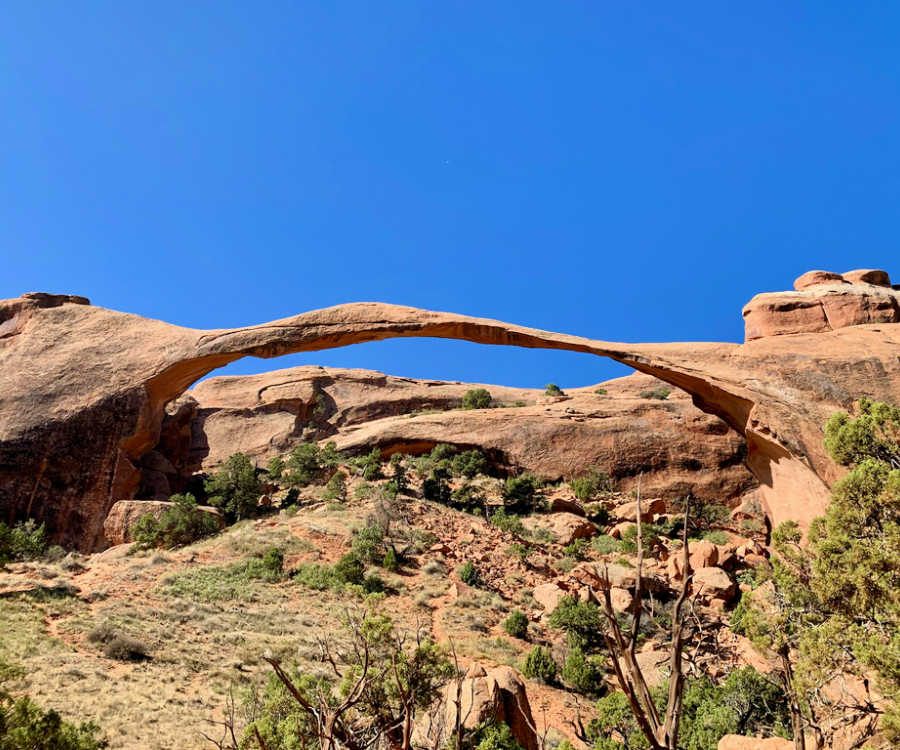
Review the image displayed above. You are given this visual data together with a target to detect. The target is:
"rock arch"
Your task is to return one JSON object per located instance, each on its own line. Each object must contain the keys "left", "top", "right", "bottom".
{"left": 3, "top": 292, "right": 899, "bottom": 550}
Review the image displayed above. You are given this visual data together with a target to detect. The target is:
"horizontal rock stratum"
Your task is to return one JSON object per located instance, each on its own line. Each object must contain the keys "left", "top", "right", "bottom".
{"left": 2, "top": 272, "right": 899, "bottom": 550}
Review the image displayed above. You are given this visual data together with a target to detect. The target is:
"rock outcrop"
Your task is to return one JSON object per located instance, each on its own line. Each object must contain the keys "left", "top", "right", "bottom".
{"left": 440, "top": 665, "right": 538, "bottom": 750}
{"left": 3, "top": 270, "right": 900, "bottom": 549}
{"left": 743, "top": 268, "right": 899, "bottom": 340}
{"left": 170, "top": 368, "right": 755, "bottom": 505}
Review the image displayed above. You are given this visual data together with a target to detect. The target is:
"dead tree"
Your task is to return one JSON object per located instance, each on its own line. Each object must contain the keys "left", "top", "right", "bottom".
{"left": 593, "top": 483, "right": 695, "bottom": 750}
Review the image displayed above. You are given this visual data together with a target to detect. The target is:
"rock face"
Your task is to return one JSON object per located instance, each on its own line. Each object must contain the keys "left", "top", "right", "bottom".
{"left": 173, "top": 368, "right": 755, "bottom": 507}
{"left": 441, "top": 665, "right": 538, "bottom": 750}
{"left": 743, "top": 268, "right": 899, "bottom": 340}
{"left": 103, "top": 499, "right": 224, "bottom": 546}
{"left": 3, "top": 270, "right": 900, "bottom": 549}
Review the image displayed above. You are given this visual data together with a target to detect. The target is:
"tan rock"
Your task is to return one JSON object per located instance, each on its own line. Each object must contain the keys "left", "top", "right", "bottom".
{"left": 691, "top": 566, "right": 735, "bottom": 601}
{"left": 532, "top": 581, "right": 570, "bottom": 612}
{"left": 842, "top": 268, "right": 891, "bottom": 287}
{"left": 524, "top": 513, "right": 596, "bottom": 546}
{"left": 609, "top": 587, "right": 634, "bottom": 613}
{"left": 440, "top": 665, "right": 538, "bottom": 750}
{"left": 103, "top": 500, "right": 224, "bottom": 545}
{"left": 614, "top": 497, "right": 667, "bottom": 523}
{"left": 548, "top": 495, "right": 585, "bottom": 516}
{"left": 793, "top": 270, "right": 846, "bottom": 291}
{"left": 689, "top": 540, "right": 719, "bottom": 569}
{"left": 717, "top": 736, "right": 792, "bottom": 750}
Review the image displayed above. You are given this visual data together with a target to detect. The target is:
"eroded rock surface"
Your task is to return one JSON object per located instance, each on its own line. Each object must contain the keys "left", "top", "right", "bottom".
{"left": 2, "top": 271, "right": 900, "bottom": 549}
{"left": 171, "top": 368, "right": 755, "bottom": 506}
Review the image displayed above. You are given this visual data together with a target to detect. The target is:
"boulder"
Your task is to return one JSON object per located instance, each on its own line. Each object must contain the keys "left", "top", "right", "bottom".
{"left": 691, "top": 566, "right": 735, "bottom": 602}
{"left": 609, "top": 587, "right": 634, "bottom": 613}
{"left": 103, "top": 500, "right": 224, "bottom": 546}
{"left": 717, "top": 736, "right": 792, "bottom": 750}
{"left": 524, "top": 513, "right": 596, "bottom": 546}
{"left": 548, "top": 495, "right": 585, "bottom": 516}
{"left": 614, "top": 497, "right": 667, "bottom": 523}
{"left": 842, "top": 268, "right": 891, "bottom": 287}
{"left": 793, "top": 270, "right": 846, "bottom": 291}
{"left": 532, "top": 581, "right": 571, "bottom": 613}
{"left": 440, "top": 665, "right": 538, "bottom": 750}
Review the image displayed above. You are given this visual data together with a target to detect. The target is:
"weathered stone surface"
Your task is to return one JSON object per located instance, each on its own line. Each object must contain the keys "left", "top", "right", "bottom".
{"left": 103, "top": 500, "right": 223, "bottom": 545}
{"left": 614, "top": 497, "right": 667, "bottom": 523}
{"left": 532, "top": 581, "right": 570, "bottom": 612}
{"left": 523, "top": 512, "right": 597, "bottom": 546}
{"left": 744, "top": 270, "right": 900, "bottom": 340}
{"left": 440, "top": 665, "right": 538, "bottom": 750}
{"left": 691, "top": 566, "right": 735, "bottom": 602}
{"left": 3, "top": 270, "right": 900, "bottom": 549}
{"left": 717, "top": 736, "right": 792, "bottom": 750}
{"left": 794, "top": 270, "right": 847, "bottom": 291}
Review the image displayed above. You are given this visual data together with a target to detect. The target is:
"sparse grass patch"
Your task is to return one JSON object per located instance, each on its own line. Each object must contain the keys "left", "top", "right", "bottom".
{"left": 160, "top": 556, "right": 284, "bottom": 602}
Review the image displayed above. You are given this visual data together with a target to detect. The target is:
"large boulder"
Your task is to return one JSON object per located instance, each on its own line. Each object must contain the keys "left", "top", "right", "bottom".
{"left": 717, "top": 736, "right": 792, "bottom": 750}
{"left": 523, "top": 513, "right": 597, "bottom": 546}
{"left": 103, "top": 499, "right": 223, "bottom": 545}
{"left": 441, "top": 665, "right": 538, "bottom": 750}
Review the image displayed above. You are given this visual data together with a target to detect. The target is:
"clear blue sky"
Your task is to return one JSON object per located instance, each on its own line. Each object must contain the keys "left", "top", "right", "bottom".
{"left": 3, "top": 2, "right": 899, "bottom": 388}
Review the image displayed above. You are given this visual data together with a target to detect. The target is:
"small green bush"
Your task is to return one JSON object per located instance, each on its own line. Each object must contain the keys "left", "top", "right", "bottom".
{"left": 548, "top": 595, "right": 604, "bottom": 650}
{"left": 132, "top": 493, "right": 221, "bottom": 549}
{"left": 544, "top": 383, "right": 565, "bottom": 397}
{"left": 351, "top": 524, "right": 385, "bottom": 564}
{"left": 503, "top": 610, "right": 529, "bottom": 639}
{"left": 0, "top": 519, "right": 47, "bottom": 567}
{"left": 458, "top": 561, "right": 482, "bottom": 587}
{"left": 469, "top": 723, "right": 524, "bottom": 750}
{"left": 701, "top": 530, "right": 731, "bottom": 545}
{"left": 0, "top": 689, "right": 106, "bottom": 749}
{"left": 351, "top": 448, "right": 383, "bottom": 480}
{"left": 283, "top": 442, "right": 341, "bottom": 487}
{"left": 562, "top": 538, "right": 591, "bottom": 560}
{"left": 266, "top": 456, "right": 285, "bottom": 481}
{"left": 562, "top": 646, "right": 605, "bottom": 695}
{"left": 451, "top": 449, "right": 488, "bottom": 478}
{"left": 503, "top": 474, "right": 542, "bottom": 514}
{"left": 522, "top": 646, "right": 557, "bottom": 684}
{"left": 570, "top": 467, "right": 614, "bottom": 503}
{"left": 461, "top": 388, "right": 492, "bottom": 410}
{"left": 382, "top": 548, "right": 399, "bottom": 572}
{"left": 640, "top": 387, "right": 671, "bottom": 400}
{"left": 88, "top": 623, "right": 149, "bottom": 661}
{"left": 591, "top": 534, "right": 622, "bottom": 555}
{"left": 490, "top": 508, "right": 526, "bottom": 536}
{"left": 423, "top": 476, "right": 451, "bottom": 505}
{"left": 262, "top": 546, "right": 284, "bottom": 576}
{"left": 322, "top": 471, "right": 347, "bottom": 501}
{"left": 505, "top": 543, "right": 530, "bottom": 562}
{"left": 594, "top": 388, "right": 607, "bottom": 396}
{"left": 204, "top": 452, "right": 263, "bottom": 521}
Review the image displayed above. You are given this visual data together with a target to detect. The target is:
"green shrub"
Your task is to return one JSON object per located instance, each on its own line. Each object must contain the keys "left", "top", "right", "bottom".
{"left": 561, "top": 647, "right": 605, "bottom": 695}
{"left": 548, "top": 596, "right": 604, "bottom": 650}
{"left": 591, "top": 534, "right": 622, "bottom": 555}
{"left": 503, "top": 610, "right": 529, "bottom": 639}
{"left": 322, "top": 471, "right": 347, "bottom": 501}
{"left": 204, "top": 452, "right": 263, "bottom": 521}
{"left": 266, "top": 456, "right": 285, "bottom": 481}
{"left": 450, "top": 484, "right": 486, "bottom": 512}
{"left": 468, "top": 722, "right": 524, "bottom": 750}
{"left": 382, "top": 548, "right": 399, "bottom": 572}
{"left": 701, "top": 530, "right": 730, "bottom": 545}
{"left": 594, "top": 388, "right": 607, "bottom": 396}
{"left": 354, "top": 482, "right": 375, "bottom": 500}
{"left": 552, "top": 556, "right": 576, "bottom": 573}
{"left": 0, "top": 689, "right": 106, "bottom": 749}
{"left": 351, "top": 448, "right": 383, "bottom": 480}
{"left": 619, "top": 523, "right": 661, "bottom": 553}
{"left": 640, "top": 387, "right": 671, "bottom": 400}
{"left": 461, "top": 388, "right": 492, "bottom": 410}
{"left": 262, "top": 546, "right": 284, "bottom": 577}
{"left": 162, "top": 556, "right": 285, "bottom": 601}
{"left": 544, "top": 383, "right": 565, "bottom": 397}
{"left": 570, "top": 467, "right": 614, "bottom": 503}
{"left": 132, "top": 493, "right": 221, "bottom": 549}
{"left": 284, "top": 442, "right": 341, "bottom": 487}
{"left": 423, "top": 476, "right": 451, "bottom": 505}
{"left": 451, "top": 449, "right": 488, "bottom": 478}
{"left": 351, "top": 524, "right": 385, "bottom": 564}
{"left": 489, "top": 508, "right": 526, "bottom": 537}
{"left": 505, "top": 543, "right": 530, "bottom": 562}
{"left": 503, "top": 474, "right": 542, "bottom": 514}
{"left": 562, "top": 538, "right": 591, "bottom": 560}
{"left": 522, "top": 646, "right": 557, "bottom": 684}
{"left": 458, "top": 561, "right": 481, "bottom": 587}
{"left": 0, "top": 519, "right": 47, "bottom": 567}
{"left": 389, "top": 454, "right": 409, "bottom": 495}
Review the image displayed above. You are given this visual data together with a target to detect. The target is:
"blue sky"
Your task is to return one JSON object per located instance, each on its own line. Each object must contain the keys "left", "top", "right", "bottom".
{"left": 3, "top": 2, "right": 899, "bottom": 388}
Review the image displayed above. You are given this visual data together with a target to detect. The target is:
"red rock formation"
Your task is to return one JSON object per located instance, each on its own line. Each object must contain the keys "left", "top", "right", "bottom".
{"left": 744, "top": 268, "right": 899, "bottom": 340}
{"left": 2, "top": 272, "right": 899, "bottom": 549}
{"left": 103, "top": 499, "right": 223, "bottom": 545}
{"left": 170, "top": 367, "right": 754, "bottom": 505}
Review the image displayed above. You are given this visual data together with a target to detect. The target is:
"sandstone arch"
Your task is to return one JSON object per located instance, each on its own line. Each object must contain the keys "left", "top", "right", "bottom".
{"left": 2, "top": 290, "right": 899, "bottom": 550}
